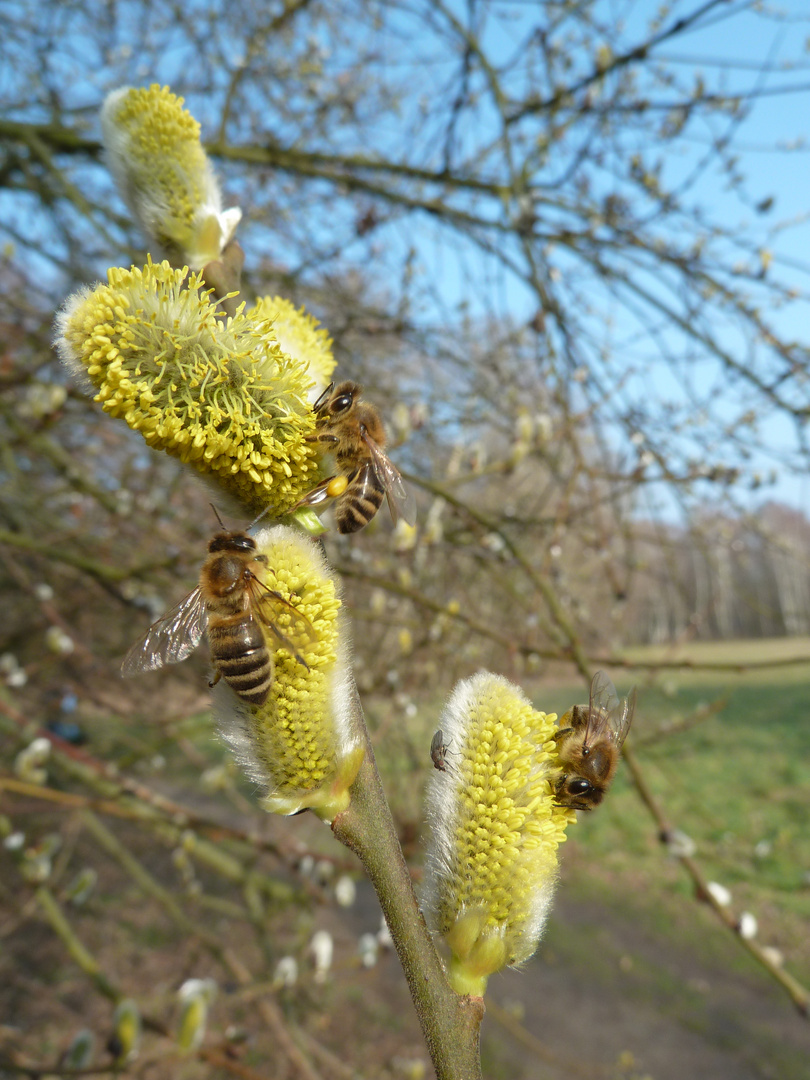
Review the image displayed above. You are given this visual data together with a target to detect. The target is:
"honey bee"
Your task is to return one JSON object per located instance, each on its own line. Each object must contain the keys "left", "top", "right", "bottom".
{"left": 122, "top": 521, "right": 312, "bottom": 707}
{"left": 430, "top": 729, "right": 456, "bottom": 772}
{"left": 292, "top": 381, "right": 416, "bottom": 533}
{"left": 553, "top": 671, "right": 636, "bottom": 811}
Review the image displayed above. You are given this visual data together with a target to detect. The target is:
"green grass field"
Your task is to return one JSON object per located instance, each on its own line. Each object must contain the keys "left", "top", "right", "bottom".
{"left": 559, "top": 678, "right": 809, "bottom": 889}
{"left": 532, "top": 646, "right": 810, "bottom": 986}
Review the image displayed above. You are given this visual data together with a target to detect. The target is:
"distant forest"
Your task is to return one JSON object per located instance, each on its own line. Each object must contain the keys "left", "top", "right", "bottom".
{"left": 628, "top": 503, "right": 810, "bottom": 644}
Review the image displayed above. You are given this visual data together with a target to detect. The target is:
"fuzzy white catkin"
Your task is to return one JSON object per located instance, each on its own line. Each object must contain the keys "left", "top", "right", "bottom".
{"left": 310, "top": 930, "right": 333, "bottom": 983}
{"left": 707, "top": 881, "right": 732, "bottom": 907}
{"left": 273, "top": 956, "right": 298, "bottom": 988}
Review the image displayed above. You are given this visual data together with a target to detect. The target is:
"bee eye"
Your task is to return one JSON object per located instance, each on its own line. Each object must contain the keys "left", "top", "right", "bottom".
{"left": 568, "top": 779, "right": 592, "bottom": 795}
{"left": 331, "top": 393, "right": 354, "bottom": 413}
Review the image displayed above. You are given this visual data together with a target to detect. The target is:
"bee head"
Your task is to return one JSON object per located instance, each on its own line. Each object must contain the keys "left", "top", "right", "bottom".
{"left": 557, "top": 774, "right": 604, "bottom": 810}
{"left": 208, "top": 531, "right": 256, "bottom": 555}
{"left": 328, "top": 381, "right": 362, "bottom": 416}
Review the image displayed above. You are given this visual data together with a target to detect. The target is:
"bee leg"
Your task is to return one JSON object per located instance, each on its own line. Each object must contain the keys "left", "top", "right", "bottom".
{"left": 248, "top": 558, "right": 277, "bottom": 585}
{"left": 553, "top": 727, "right": 573, "bottom": 742}
{"left": 208, "top": 672, "right": 222, "bottom": 689}
{"left": 277, "top": 635, "right": 310, "bottom": 671}
{"left": 305, "top": 433, "right": 340, "bottom": 445}
{"left": 291, "top": 477, "right": 336, "bottom": 511}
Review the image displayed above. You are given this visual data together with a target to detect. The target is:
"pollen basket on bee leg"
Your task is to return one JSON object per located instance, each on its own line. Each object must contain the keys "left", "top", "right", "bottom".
{"left": 326, "top": 475, "right": 349, "bottom": 498}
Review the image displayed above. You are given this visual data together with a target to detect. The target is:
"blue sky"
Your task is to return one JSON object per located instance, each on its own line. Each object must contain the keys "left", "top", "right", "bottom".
{"left": 4, "top": 0, "right": 809, "bottom": 519}
{"left": 387, "top": 0, "right": 810, "bottom": 518}
{"left": 649, "top": 1, "right": 810, "bottom": 514}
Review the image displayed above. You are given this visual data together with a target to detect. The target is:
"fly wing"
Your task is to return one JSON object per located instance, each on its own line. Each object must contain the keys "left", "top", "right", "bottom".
{"left": 121, "top": 587, "right": 207, "bottom": 676}
{"left": 430, "top": 729, "right": 445, "bottom": 757}
{"left": 364, "top": 432, "right": 417, "bottom": 527}
{"left": 588, "top": 670, "right": 635, "bottom": 748}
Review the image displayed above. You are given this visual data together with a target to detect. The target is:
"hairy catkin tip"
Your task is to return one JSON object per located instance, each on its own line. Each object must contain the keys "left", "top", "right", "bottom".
{"left": 423, "top": 672, "right": 574, "bottom": 996}
{"left": 101, "top": 84, "right": 241, "bottom": 267}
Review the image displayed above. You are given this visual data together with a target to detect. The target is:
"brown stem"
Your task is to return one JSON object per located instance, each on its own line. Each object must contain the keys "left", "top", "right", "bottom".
{"left": 331, "top": 679, "right": 484, "bottom": 1080}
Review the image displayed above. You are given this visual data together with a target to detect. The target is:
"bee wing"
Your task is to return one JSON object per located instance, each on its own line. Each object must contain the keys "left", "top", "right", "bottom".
{"left": 121, "top": 587, "right": 206, "bottom": 676}
{"left": 588, "top": 670, "right": 636, "bottom": 748}
{"left": 248, "top": 576, "right": 316, "bottom": 669}
{"left": 589, "top": 670, "right": 620, "bottom": 717}
{"left": 363, "top": 432, "right": 417, "bottom": 527}
{"left": 616, "top": 685, "right": 637, "bottom": 746}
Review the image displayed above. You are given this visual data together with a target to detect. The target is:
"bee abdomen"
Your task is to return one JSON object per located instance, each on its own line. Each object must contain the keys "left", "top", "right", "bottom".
{"left": 337, "top": 466, "right": 385, "bottom": 533}
{"left": 209, "top": 617, "right": 273, "bottom": 706}
{"left": 221, "top": 655, "right": 273, "bottom": 705}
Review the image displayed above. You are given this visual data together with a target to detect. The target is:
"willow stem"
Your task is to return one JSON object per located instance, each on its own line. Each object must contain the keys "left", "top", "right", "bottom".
{"left": 331, "top": 678, "right": 484, "bottom": 1080}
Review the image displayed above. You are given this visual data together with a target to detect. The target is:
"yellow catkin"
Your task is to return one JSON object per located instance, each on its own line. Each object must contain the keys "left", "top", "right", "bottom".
{"left": 55, "top": 261, "right": 321, "bottom": 515}
{"left": 247, "top": 296, "right": 335, "bottom": 399}
{"left": 213, "top": 526, "right": 364, "bottom": 821}
{"left": 101, "top": 84, "right": 241, "bottom": 267}
{"left": 424, "top": 673, "right": 574, "bottom": 996}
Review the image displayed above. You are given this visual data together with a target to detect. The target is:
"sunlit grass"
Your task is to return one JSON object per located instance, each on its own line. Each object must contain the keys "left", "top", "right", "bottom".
{"left": 619, "top": 636, "right": 810, "bottom": 685}
{"left": 534, "top": 663, "right": 810, "bottom": 983}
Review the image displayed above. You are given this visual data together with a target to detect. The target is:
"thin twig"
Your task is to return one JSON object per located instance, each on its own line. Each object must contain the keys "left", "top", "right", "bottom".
{"left": 622, "top": 744, "right": 810, "bottom": 1018}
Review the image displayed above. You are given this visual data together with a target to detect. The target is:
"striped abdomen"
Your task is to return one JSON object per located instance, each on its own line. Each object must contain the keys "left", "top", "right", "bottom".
{"left": 207, "top": 611, "right": 273, "bottom": 706}
{"left": 336, "top": 462, "right": 385, "bottom": 533}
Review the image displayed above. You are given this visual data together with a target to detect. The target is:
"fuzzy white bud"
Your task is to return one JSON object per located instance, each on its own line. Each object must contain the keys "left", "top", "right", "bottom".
{"left": 358, "top": 933, "right": 379, "bottom": 968}
{"left": 738, "top": 912, "right": 758, "bottom": 940}
{"left": 273, "top": 956, "right": 298, "bottom": 988}
{"left": 309, "top": 930, "right": 334, "bottom": 983}
{"left": 664, "top": 829, "right": 697, "bottom": 858}
{"left": 14, "top": 738, "right": 51, "bottom": 785}
{"left": 706, "top": 881, "right": 732, "bottom": 907}
{"left": 334, "top": 875, "right": 356, "bottom": 908}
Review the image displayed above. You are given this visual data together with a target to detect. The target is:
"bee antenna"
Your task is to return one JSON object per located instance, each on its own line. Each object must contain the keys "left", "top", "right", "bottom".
{"left": 246, "top": 504, "right": 274, "bottom": 533}
{"left": 210, "top": 503, "right": 228, "bottom": 531}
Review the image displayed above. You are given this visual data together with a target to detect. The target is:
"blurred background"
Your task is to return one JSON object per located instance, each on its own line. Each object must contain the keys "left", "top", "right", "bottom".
{"left": 1, "top": 1, "right": 809, "bottom": 1076}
